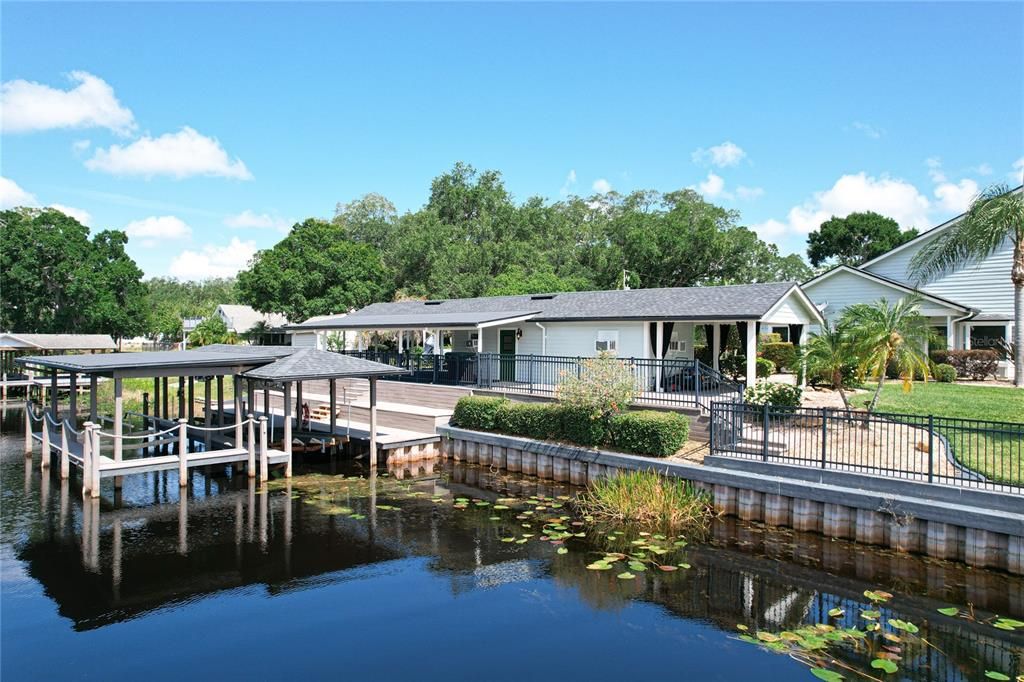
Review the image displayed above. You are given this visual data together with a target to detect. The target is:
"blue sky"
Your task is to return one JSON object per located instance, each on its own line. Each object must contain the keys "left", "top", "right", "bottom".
{"left": 2, "top": 2, "right": 1022, "bottom": 280}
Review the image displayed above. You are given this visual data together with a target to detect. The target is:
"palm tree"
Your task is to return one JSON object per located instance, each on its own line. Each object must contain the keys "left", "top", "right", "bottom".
{"left": 909, "top": 184, "right": 1023, "bottom": 386}
{"left": 801, "top": 321, "right": 857, "bottom": 409}
{"left": 842, "top": 296, "right": 933, "bottom": 412}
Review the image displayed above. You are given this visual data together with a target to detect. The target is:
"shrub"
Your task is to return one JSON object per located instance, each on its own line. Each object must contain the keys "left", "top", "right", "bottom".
{"left": 555, "top": 352, "right": 637, "bottom": 420}
{"left": 756, "top": 357, "right": 776, "bottom": 378}
{"left": 493, "top": 401, "right": 560, "bottom": 440}
{"left": 452, "top": 396, "right": 508, "bottom": 430}
{"left": 758, "top": 332, "right": 783, "bottom": 344}
{"left": 558, "top": 405, "right": 608, "bottom": 447}
{"left": 743, "top": 381, "right": 803, "bottom": 408}
{"left": 609, "top": 410, "right": 690, "bottom": 457}
{"left": 933, "top": 363, "right": 957, "bottom": 383}
{"left": 760, "top": 342, "right": 797, "bottom": 372}
{"left": 929, "top": 349, "right": 999, "bottom": 380}
{"left": 720, "top": 354, "right": 746, "bottom": 381}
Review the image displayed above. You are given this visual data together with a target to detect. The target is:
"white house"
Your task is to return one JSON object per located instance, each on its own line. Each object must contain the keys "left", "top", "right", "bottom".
{"left": 802, "top": 201, "right": 1018, "bottom": 379}
{"left": 285, "top": 281, "right": 824, "bottom": 387}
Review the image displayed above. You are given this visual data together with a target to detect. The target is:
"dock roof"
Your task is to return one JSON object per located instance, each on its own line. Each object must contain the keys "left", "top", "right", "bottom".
{"left": 0, "top": 333, "right": 117, "bottom": 351}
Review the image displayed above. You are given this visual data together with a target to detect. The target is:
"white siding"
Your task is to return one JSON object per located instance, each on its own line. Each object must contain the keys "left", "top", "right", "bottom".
{"left": 865, "top": 235, "right": 1013, "bottom": 316}
{"left": 543, "top": 321, "right": 648, "bottom": 358}
{"left": 290, "top": 331, "right": 317, "bottom": 348}
{"left": 803, "top": 269, "right": 963, "bottom": 323}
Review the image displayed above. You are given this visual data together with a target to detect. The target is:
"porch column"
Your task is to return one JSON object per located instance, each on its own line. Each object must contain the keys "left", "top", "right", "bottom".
{"left": 246, "top": 380, "right": 255, "bottom": 420}
{"left": 946, "top": 316, "right": 954, "bottom": 350}
{"left": 799, "top": 325, "right": 809, "bottom": 388}
{"left": 964, "top": 324, "right": 972, "bottom": 350}
{"left": 329, "top": 378, "right": 337, "bottom": 446}
{"left": 655, "top": 322, "right": 664, "bottom": 392}
{"left": 358, "top": 333, "right": 364, "bottom": 352}
{"left": 368, "top": 376, "right": 378, "bottom": 467}
{"left": 745, "top": 322, "right": 757, "bottom": 387}
{"left": 216, "top": 376, "right": 225, "bottom": 426}
{"left": 89, "top": 376, "right": 98, "bottom": 422}
{"left": 68, "top": 372, "right": 76, "bottom": 419}
{"left": 113, "top": 377, "right": 123, "bottom": 462}
{"left": 711, "top": 325, "right": 721, "bottom": 372}
{"left": 50, "top": 371, "right": 58, "bottom": 418}
{"left": 234, "top": 376, "right": 243, "bottom": 448}
{"left": 397, "top": 330, "right": 403, "bottom": 353}
{"left": 283, "top": 382, "right": 293, "bottom": 476}
{"left": 476, "top": 327, "right": 484, "bottom": 353}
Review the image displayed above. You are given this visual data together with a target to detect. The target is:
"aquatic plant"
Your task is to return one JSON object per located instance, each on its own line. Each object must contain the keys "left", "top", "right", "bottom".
{"left": 575, "top": 470, "right": 712, "bottom": 532}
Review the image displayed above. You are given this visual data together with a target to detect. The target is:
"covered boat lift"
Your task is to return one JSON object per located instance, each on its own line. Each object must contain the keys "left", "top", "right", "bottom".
{"left": 17, "top": 346, "right": 409, "bottom": 500}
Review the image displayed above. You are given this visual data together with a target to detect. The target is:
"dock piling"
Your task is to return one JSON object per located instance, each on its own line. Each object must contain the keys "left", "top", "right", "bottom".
{"left": 259, "top": 416, "right": 268, "bottom": 482}
{"left": 247, "top": 414, "right": 255, "bottom": 478}
{"left": 178, "top": 419, "right": 189, "bottom": 487}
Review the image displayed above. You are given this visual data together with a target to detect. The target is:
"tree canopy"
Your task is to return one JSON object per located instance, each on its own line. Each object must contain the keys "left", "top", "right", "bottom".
{"left": 806, "top": 211, "right": 918, "bottom": 267}
{"left": 0, "top": 208, "right": 149, "bottom": 340}
{"left": 146, "top": 277, "right": 239, "bottom": 340}
{"left": 237, "top": 218, "right": 390, "bottom": 322}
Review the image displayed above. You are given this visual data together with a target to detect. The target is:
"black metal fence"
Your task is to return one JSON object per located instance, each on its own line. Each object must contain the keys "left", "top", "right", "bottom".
{"left": 709, "top": 402, "right": 1024, "bottom": 493}
{"left": 337, "top": 350, "right": 744, "bottom": 413}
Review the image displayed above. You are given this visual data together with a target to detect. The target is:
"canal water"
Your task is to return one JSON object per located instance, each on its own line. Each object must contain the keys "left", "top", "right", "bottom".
{"left": 1, "top": 406, "right": 1022, "bottom": 681}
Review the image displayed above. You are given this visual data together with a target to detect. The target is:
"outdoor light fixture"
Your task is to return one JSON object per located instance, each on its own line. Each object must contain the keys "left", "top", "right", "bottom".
{"left": 516, "top": 328, "right": 523, "bottom": 340}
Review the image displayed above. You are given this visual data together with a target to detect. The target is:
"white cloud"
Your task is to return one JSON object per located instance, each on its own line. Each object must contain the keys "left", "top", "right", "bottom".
{"left": 72, "top": 139, "right": 91, "bottom": 155}
{"left": 849, "top": 121, "right": 883, "bottom": 139}
{"left": 925, "top": 157, "right": 979, "bottom": 214}
{"left": 1012, "top": 158, "right": 1024, "bottom": 184}
{"left": 168, "top": 237, "right": 257, "bottom": 280}
{"left": 691, "top": 141, "right": 746, "bottom": 168}
{"left": 592, "top": 178, "right": 612, "bottom": 194}
{"left": 735, "top": 185, "right": 765, "bottom": 201}
{"left": 749, "top": 218, "right": 789, "bottom": 240}
{"left": 224, "top": 209, "right": 290, "bottom": 232}
{"left": 0, "top": 176, "right": 38, "bottom": 209}
{"left": 559, "top": 169, "right": 577, "bottom": 196}
{"left": 695, "top": 171, "right": 728, "bottom": 199}
{"left": 48, "top": 204, "right": 92, "bottom": 225}
{"left": 124, "top": 215, "right": 192, "bottom": 247}
{"left": 86, "top": 126, "right": 253, "bottom": 180}
{"left": 972, "top": 163, "right": 993, "bottom": 176}
{"left": 750, "top": 172, "right": 932, "bottom": 240}
{"left": 1, "top": 71, "right": 136, "bottom": 135}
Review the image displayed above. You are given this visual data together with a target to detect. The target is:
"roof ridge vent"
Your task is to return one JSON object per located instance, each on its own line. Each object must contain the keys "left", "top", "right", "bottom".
{"left": 424, "top": 300, "right": 443, "bottom": 305}
{"left": 529, "top": 294, "right": 556, "bottom": 300}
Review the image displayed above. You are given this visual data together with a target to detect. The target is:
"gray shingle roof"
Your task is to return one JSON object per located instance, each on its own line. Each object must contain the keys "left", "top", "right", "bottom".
{"left": 242, "top": 348, "right": 410, "bottom": 381}
{"left": 291, "top": 309, "right": 540, "bottom": 330}
{"left": 288, "top": 281, "right": 802, "bottom": 330}
{"left": 15, "top": 344, "right": 296, "bottom": 373}
{"left": 0, "top": 333, "right": 117, "bottom": 350}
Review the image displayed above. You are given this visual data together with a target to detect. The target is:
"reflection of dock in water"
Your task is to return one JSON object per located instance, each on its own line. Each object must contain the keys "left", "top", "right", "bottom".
{"left": 13, "top": 457, "right": 1024, "bottom": 679}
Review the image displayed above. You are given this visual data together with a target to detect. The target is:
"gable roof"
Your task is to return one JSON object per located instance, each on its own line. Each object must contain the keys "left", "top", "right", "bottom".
{"left": 859, "top": 184, "right": 1023, "bottom": 269}
{"left": 287, "top": 281, "right": 819, "bottom": 330}
{"left": 242, "top": 348, "right": 410, "bottom": 381}
{"left": 802, "top": 265, "right": 973, "bottom": 313}
{"left": 0, "top": 333, "right": 117, "bottom": 351}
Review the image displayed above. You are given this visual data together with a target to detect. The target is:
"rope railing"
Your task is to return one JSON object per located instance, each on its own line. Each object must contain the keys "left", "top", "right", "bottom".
{"left": 185, "top": 417, "right": 257, "bottom": 433}
{"left": 96, "top": 422, "right": 182, "bottom": 440}
{"left": 62, "top": 418, "right": 81, "bottom": 437}
{"left": 25, "top": 401, "right": 45, "bottom": 422}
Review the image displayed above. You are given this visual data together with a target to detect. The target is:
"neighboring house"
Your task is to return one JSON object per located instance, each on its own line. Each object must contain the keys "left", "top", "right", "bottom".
{"left": 213, "top": 305, "right": 290, "bottom": 345}
{"left": 286, "top": 282, "right": 823, "bottom": 387}
{"left": 802, "top": 202, "right": 1018, "bottom": 380}
{"left": 289, "top": 313, "right": 351, "bottom": 349}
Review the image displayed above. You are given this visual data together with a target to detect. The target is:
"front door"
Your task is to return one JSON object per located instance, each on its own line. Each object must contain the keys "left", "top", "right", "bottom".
{"left": 499, "top": 330, "right": 516, "bottom": 382}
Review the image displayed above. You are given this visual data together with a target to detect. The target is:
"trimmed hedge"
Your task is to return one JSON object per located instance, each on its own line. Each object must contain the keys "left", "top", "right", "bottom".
{"left": 452, "top": 396, "right": 508, "bottom": 430}
{"left": 933, "top": 363, "right": 957, "bottom": 383}
{"left": 452, "top": 396, "right": 690, "bottom": 458}
{"left": 930, "top": 349, "right": 999, "bottom": 380}
{"left": 760, "top": 342, "right": 797, "bottom": 372}
{"left": 756, "top": 357, "right": 776, "bottom": 378}
{"left": 609, "top": 410, "right": 690, "bottom": 457}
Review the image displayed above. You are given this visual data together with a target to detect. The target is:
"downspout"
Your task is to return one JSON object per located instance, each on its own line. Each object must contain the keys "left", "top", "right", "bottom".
{"left": 534, "top": 322, "right": 547, "bottom": 355}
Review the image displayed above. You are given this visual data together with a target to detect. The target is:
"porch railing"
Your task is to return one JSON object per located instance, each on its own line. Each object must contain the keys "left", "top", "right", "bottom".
{"left": 336, "top": 350, "right": 743, "bottom": 413}
{"left": 708, "top": 402, "right": 1023, "bottom": 493}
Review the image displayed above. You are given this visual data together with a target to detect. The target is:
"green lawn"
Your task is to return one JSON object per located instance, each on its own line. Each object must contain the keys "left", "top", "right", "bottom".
{"left": 861, "top": 382, "right": 1023, "bottom": 485}
{"left": 861, "top": 381, "right": 1023, "bottom": 423}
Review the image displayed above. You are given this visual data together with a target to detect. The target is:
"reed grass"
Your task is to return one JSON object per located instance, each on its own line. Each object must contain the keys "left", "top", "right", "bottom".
{"left": 576, "top": 470, "right": 713, "bottom": 533}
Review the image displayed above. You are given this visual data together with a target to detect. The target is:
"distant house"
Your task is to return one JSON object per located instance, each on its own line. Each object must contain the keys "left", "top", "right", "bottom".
{"left": 286, "top": 282, "right": 823, "bottom": 387}
{"left": 802, "top": 192, "right": 1020, "bottom": 380}
{"left": 213, "top": 305, "right": 290, "bottom": 345}
{"left": 289, "top": 313, "right": 351, "bottom": 349}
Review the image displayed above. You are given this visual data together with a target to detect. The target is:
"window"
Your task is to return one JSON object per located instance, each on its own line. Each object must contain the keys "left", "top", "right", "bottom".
{"left": 668, "top": 340, "right": 686, "bottom": 352}
{"left": 595, "top": 330, "right": 619, "bottom": 353}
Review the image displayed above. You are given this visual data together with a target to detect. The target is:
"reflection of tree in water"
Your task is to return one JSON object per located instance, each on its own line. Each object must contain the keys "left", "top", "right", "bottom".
{"left": 5, "top": 448, "right": 1022, "bottom": 680}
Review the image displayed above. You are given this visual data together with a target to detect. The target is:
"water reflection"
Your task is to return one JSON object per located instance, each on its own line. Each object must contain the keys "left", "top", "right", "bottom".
{"left": 2, "top": 407, "right": 1022, "bottom": 681}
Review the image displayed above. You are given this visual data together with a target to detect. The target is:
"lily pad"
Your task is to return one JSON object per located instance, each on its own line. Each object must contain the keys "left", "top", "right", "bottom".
{"left": 556, "top": 547, "right": 568, "bottom": 555}
{"left": 984, "top": 672, "right": 1010, "bottom": 681}
{"left": 827, "top": 607, "right": 844, "bottom": 617}
{"left": 936, "top": 607, "right": 959, "bottom": 616}
{"left": 871, "top": 659, "right": 898, "bottom": 674}
{"left": 616, "top": 572, "right": 636, "bottom": 580}
{"left": 809, "top": 669, "right": 844, "bottom": 682}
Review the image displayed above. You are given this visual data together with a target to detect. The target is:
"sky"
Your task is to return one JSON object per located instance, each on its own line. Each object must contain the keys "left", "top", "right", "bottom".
{"left": 1, "top": 1, "right": 1022, "bottom": 280}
